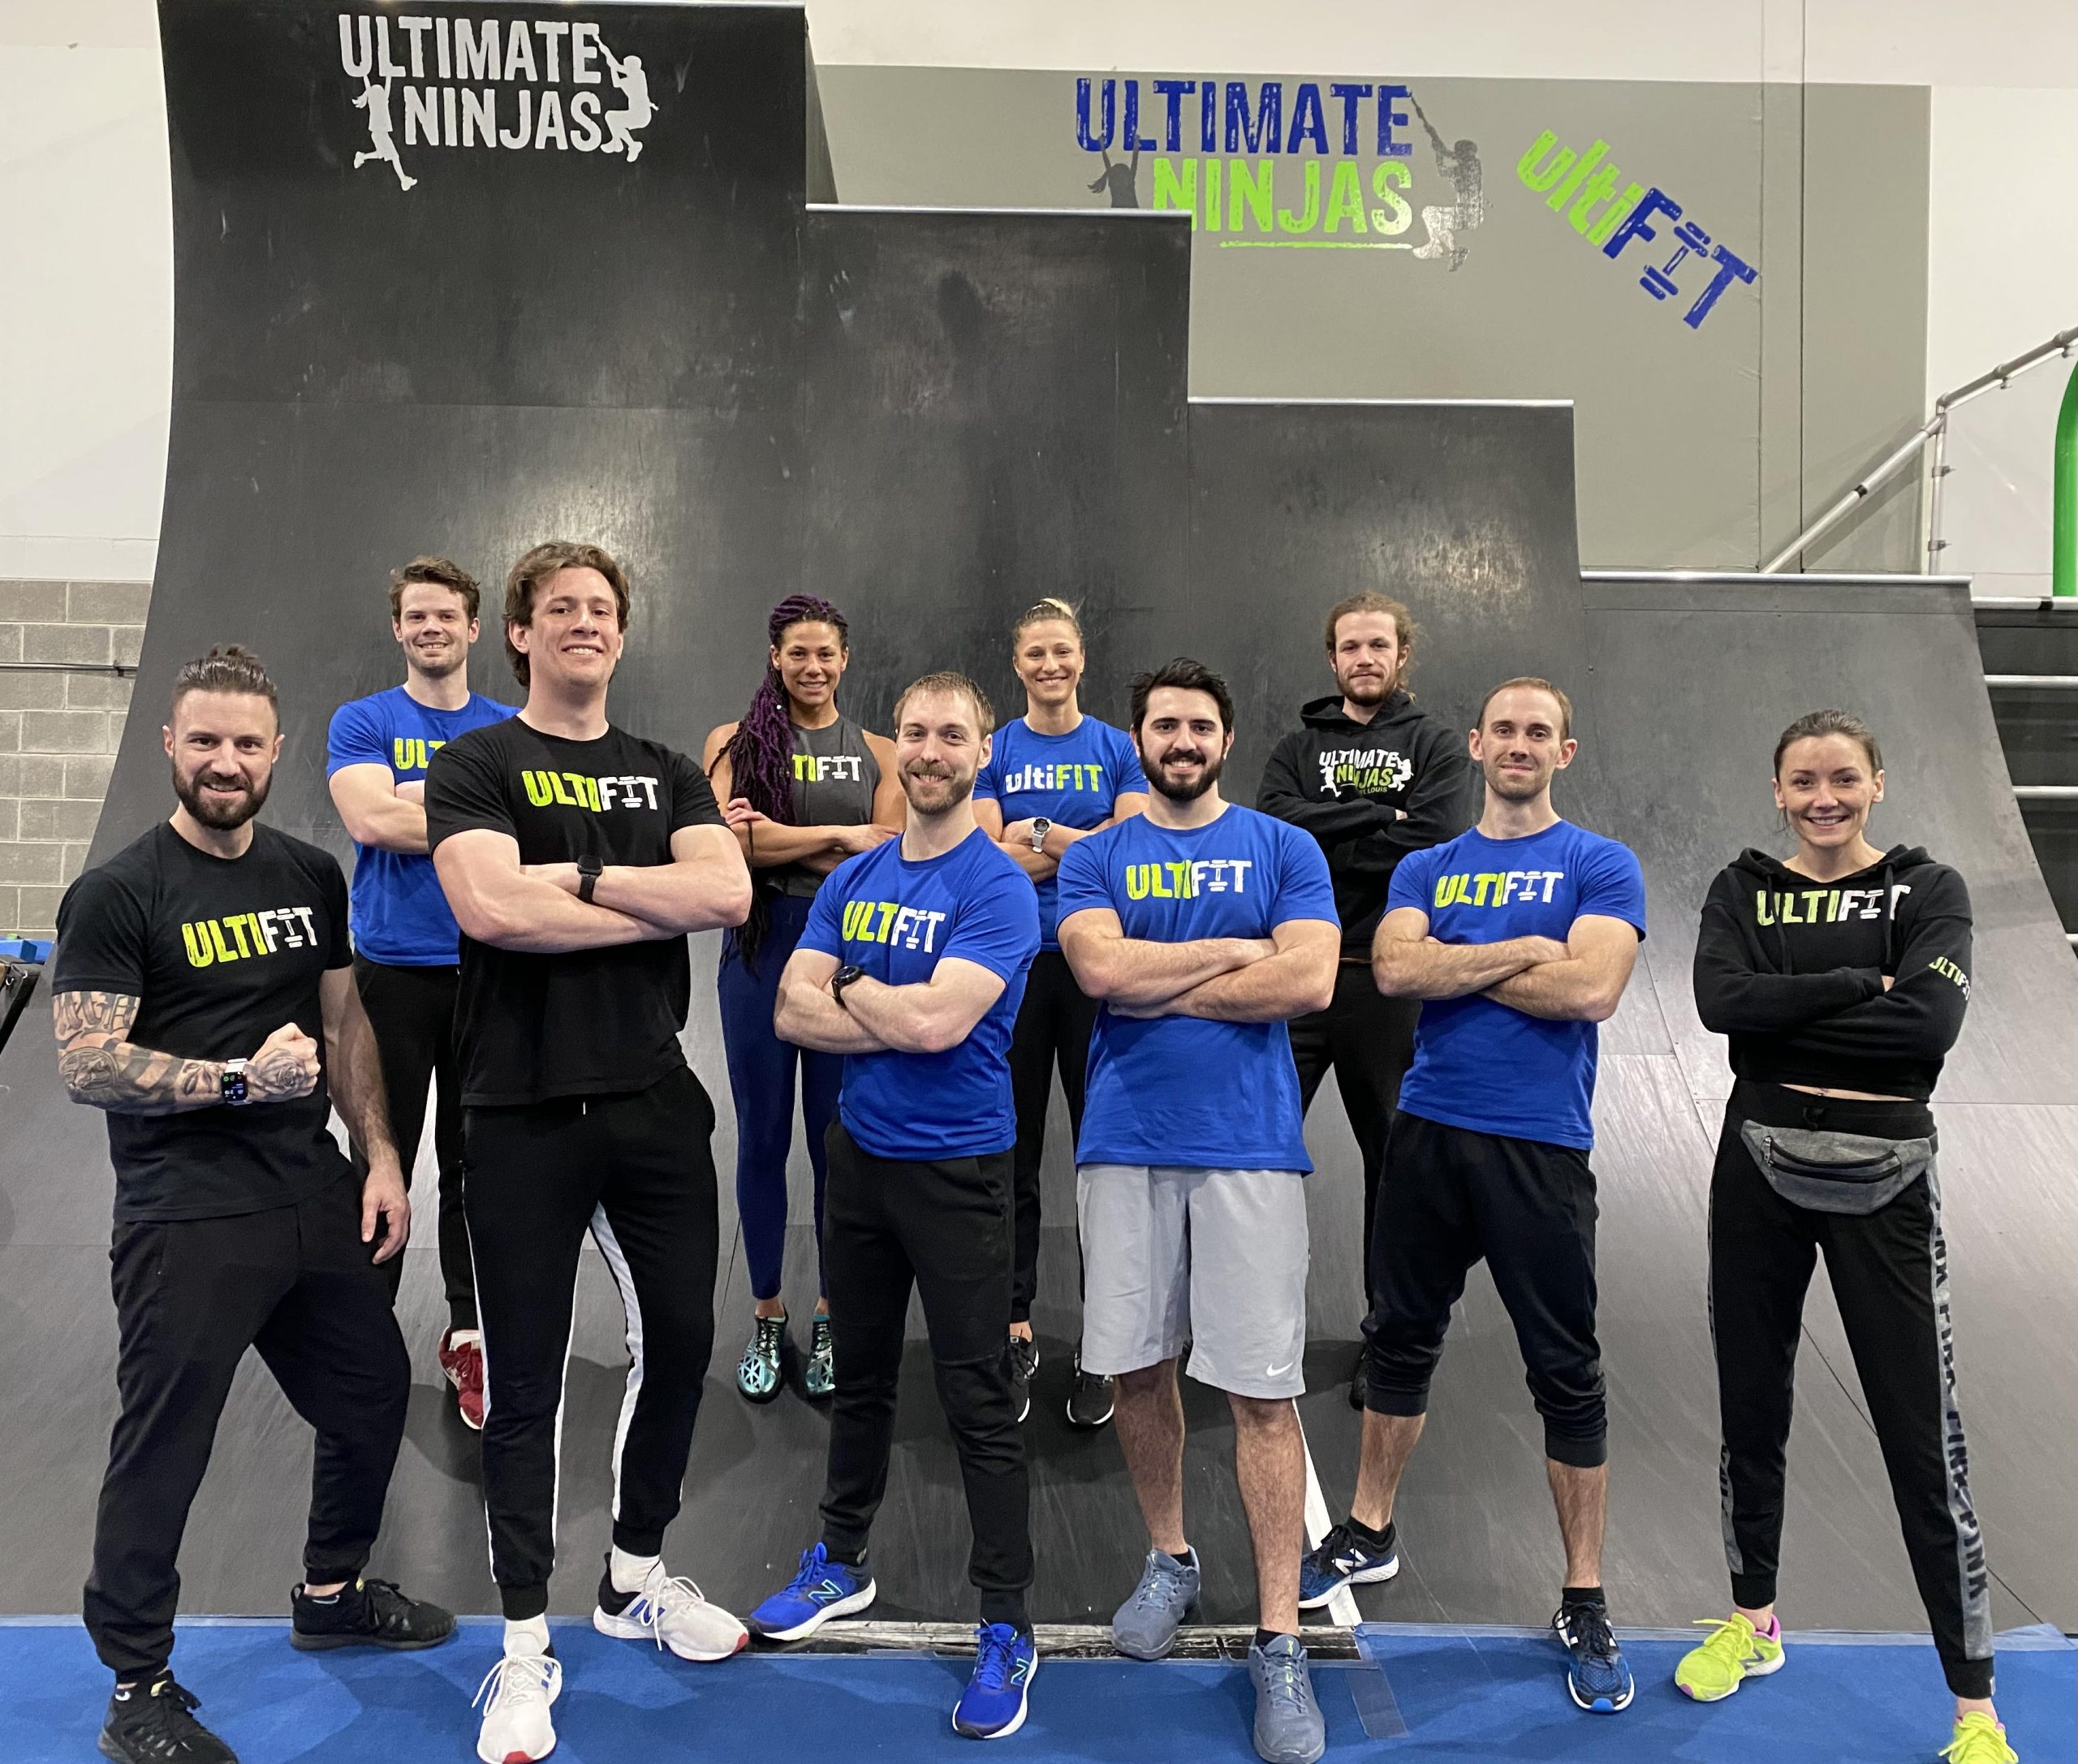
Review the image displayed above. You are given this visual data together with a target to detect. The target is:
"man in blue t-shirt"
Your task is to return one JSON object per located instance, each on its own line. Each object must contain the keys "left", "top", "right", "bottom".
{"left": 326, "top": 556, "right": 514, "bottom": 1425}
{"left": 1301, "top": 677, "right": 1647, "bottom": 1720}
{"left": 1055, "top": 659, "right": 1339, "bottom": 1764}
{"left": 751, "top": 672, "right": 1042, "bottom": 1742}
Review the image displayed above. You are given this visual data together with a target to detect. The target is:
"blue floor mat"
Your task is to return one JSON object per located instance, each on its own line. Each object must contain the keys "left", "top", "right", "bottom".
{"left": 0, "top": 1619, "right": 2067, "bottom": 1763}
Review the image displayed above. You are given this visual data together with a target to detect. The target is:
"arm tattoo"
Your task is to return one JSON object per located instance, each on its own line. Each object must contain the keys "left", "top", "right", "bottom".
{"left": 52, "top": 991, "right": 222, "bottom": 1115}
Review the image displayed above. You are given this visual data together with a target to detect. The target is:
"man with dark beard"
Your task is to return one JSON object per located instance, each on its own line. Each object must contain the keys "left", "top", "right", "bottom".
{"left": 327, "top": 556, "right": 514, "bottom": 1426}
{"left": 51, "top": 646, "right": 451, "bottom": 1764}
{"left": 1056, "top": 659, "right": 1339, "bottom": 1764}
{"left": 752, "top": 672, "right": 1041, "bottom": 1741}
{"left": 1259, "top": 593, "right": 1472, "bottom": 1391}
{"left": 1304, "top": 679, "right": 1646, "bottom": 1718}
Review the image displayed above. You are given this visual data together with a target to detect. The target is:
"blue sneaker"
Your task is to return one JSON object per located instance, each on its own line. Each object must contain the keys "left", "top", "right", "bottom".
{"left": 1553, "top": 1598, "right": 1635, "bottom": 1712}
{"left": 952, "top": 1623, "right": 1037, "bottom": 1740}
{"left": 1297, "top": 1519, "right": 1399, "bottom": 1610}
{"left": 746, "top": 1543, "right": 877, "bottom": 1641}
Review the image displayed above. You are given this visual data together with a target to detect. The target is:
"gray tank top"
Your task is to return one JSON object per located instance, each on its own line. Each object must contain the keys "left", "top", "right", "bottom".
{"left": 776, "top": 713, "right": 881, "bottom": 897}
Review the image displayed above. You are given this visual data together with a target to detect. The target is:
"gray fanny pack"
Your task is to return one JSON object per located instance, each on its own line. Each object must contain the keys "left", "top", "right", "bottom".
{"left": 1739, "top": 1122, "right": 1934, "bottom": 1216}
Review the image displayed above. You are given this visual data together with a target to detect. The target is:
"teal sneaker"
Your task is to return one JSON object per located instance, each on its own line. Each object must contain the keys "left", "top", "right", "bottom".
{"left": 736, "top": 1315, "right": 785, "bottom": 1404}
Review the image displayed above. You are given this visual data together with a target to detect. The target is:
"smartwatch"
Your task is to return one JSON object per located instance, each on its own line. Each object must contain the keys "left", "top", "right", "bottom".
{"left": 577, "top": 853, "right": 603, "bottom": 904}
{"left": 830, "top": 963, "right": 866, "bottom": 1008}
{"left": 1028, "top": 817, "right": 1052, "bottom": 854}
{"left": 221, "top": 1058, "right": 250, "bottom": 1108}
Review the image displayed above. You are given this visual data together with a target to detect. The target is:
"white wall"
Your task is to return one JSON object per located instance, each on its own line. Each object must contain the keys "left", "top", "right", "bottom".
{"left": 2, "top": 0, "right": 2073, "bottom": 584}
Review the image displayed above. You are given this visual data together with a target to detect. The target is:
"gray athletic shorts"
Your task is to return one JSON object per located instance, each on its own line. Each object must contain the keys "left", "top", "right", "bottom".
{"left": 1076, "top": 1163, "right": 1310, "bottom": 1400}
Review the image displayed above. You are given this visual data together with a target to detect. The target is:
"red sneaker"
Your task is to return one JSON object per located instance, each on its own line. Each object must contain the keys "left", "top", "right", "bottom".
{"left": 438, "top": 1328, "right": 485, "bottom": 1430}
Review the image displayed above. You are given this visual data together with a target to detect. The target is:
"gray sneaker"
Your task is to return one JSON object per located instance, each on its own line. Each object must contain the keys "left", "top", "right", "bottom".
{"left": 1110, "top": 1546, "right": 1199, "bottom": 1660}
{"left": 1249, "top": 1634, "right": 1326, "bottom": 1764}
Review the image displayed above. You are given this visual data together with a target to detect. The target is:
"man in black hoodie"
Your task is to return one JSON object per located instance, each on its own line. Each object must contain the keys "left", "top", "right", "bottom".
{"left": 1258, "top": 593, "right": 1474, "bottom": 1373}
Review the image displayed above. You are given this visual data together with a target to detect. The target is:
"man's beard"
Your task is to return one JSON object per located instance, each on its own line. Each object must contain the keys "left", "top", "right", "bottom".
{"left": 900, "top": 763, "right": 975, "bottom": 816}
{"left": 407, "top": 642, "right": 466, "bottom": 680}
{"left": 173, "top": 762, "right": 270, "bottom": 830}
{"left": 1147, "top": 749, "right": 1224, "bottom": 803}
{"left": 1336, "top": 663, "right": 1397, "bottom": 706}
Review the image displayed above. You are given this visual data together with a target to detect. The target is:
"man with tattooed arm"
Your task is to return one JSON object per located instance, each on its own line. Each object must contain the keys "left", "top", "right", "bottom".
{"left": 50, "top": 646, "right": 451, "bottom": 1764}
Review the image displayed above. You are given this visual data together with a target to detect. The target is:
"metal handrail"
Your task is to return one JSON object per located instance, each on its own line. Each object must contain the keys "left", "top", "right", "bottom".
{"left": 1761, "top": 323, "right": 2078, "bottom": 575}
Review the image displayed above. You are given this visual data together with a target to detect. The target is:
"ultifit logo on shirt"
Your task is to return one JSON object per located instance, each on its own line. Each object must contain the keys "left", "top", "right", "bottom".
{"left": 338, "top": 12, "right": 656, "bottom": 192}
{"left": 520, "top": 770, "right": 662, "bottom": 811}
{"left": 999, "top": 761, "right": 1108, "bottom": 793}
{"left": 794, "top": 753, "right": 867, "bottom": 783}
{"left": 1317, "top": 747, "right": 1412, "bottom": 795}
{"left": 1433, "top": 869, "right": 1564, "bottom": 908}
{"left": 181, "top": 908, "right": 323, "bottom": 969}
{"left": 841, "top": 901, "right": 948, "bottom": 951}
{"left": 1751, "top": 883, "right": 1910, "bottom": 925}
{"left": 393, "top": 737, "right": 446, "bottom": 770}
{"left": 1124, "top": 860, "right": 1253, "bottom": 899}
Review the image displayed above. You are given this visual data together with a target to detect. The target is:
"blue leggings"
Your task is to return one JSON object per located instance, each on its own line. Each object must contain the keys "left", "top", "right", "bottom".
{"left": 718, "top": 891, "right": 843, "bottom": 1302}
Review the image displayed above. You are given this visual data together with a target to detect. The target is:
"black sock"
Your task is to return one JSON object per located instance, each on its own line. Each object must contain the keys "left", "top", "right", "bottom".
{"left": 1345, "top": 1514, "right": 1394, "bottom": 1551}
{"left": 1562, "top": 1585, "right": 1606, "bottom": 1609}
{"left": 1253, "top": 1627, "right": 1294, "bottom": 1651}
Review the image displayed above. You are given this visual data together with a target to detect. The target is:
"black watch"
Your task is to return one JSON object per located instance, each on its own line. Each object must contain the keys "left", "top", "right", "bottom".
{"left": 577, "top": 853, "right": 602, "bottom": 904}
{"left": 221, "top": 1058, "right": 250, "bottom": 1107}
{"left": 830, "top": 963, "right": 866, "bottom": 1008}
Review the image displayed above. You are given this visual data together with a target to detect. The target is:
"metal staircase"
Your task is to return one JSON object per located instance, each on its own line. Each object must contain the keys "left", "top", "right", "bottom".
{"left": 1975, "top": 597, "right": 2078, "bottom": 947}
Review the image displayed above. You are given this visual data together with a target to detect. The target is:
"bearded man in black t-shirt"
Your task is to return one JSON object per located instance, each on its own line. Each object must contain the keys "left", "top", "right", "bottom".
{"left": 52, "top": 646, "right": 453, "bottom": 1764}
{"left": 425, "top": 541, "right": 753, "bottom": 1764}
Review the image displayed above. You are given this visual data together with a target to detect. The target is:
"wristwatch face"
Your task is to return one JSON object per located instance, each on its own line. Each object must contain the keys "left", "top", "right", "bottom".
{"left": 1030, "top": 817, "right": 1052, "bottom": 850}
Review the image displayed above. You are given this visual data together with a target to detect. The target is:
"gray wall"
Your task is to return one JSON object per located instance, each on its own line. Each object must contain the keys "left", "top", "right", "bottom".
{"left": 817, "top": 68, "right": 1931, "bottom": 573}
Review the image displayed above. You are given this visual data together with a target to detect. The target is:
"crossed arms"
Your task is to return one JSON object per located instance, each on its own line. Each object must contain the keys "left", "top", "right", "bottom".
{"left": 1370, "top": 906, "right": 1638, "bottom": 1023}
{"left": 973, "top": 794, "right": 1149, "bottom": 884}
{"left": 330, "top": 765, "right": 429, "bottom": 854}
{"left": 1056, "top": 909, "right": 1339, "bottom": 1022}
{"left": 774, "top": 946, "right": 1007, "bottom": 1055}
{"left": 434, "top": 822, "right": 751, "bottom": 954}
{"left": 53, "top": 970, "right": 411, "bottom": 1260}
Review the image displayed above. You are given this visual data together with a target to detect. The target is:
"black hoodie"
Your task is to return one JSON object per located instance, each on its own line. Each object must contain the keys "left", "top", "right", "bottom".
{"left": 1257, "top": 689, "right": 1475, "bottom": 955}
{"left": 1692, "top": 843, "right": 1972, "bottom": 1099}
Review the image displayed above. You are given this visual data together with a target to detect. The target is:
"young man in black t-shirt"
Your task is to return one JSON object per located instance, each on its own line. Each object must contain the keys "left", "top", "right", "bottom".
{"left": 426, "top": 541, "right": 753, "bottom": 1764}
{"left": 52, "top": 647, "right": 452, "bottom": 1764}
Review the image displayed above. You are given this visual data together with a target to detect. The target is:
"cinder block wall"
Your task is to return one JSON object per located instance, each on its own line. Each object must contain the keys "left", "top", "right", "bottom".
{"left": 0, "top": 580, "right": 150, "bottom": 937}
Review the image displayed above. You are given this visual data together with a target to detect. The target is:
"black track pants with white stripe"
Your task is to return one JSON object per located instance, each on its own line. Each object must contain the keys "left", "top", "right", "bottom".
{"left": 1709, "top": 1085, "right": 1994, "bottom": 1699}
{"left": 463, "top": 1067, "right": 720, "bottom": 1621}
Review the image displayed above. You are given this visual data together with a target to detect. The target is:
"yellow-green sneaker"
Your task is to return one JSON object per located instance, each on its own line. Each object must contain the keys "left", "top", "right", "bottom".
{"left": 1941, "top": 1712, "right": 2017, "bottom": 1764}
{"left": 1674, "top": 1612, "right": 1785, "bottom": 1702}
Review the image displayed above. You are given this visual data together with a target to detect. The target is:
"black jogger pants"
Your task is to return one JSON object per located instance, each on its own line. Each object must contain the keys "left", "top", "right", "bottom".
{"left": 1710, "top": 1080, "right": 1993, "bottom": 1699}
{"left": 463, "top": 1066, "right": 720, "bottom": 1621}
{"left": 819, "top": 1120, "right": 1032, "bottom": 1628}
{"left": 1006, "top": 948, "right": 1097, "bottom": 1325}
{"left": 351, "top": 954, "right": 475, "bottom": 1329}
{"left": 84, "top": 1172, "right": 409, "bottom": 1680}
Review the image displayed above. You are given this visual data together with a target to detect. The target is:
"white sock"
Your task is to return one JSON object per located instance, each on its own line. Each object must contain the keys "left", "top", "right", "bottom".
{"left": 610, "top": 1546, "right": 660, "bottom": 1596}
{"left": 448, "top": 1328, "right": 481, "bottom": 1347}
{"left": 503, "top": 1615, "right": 550, "bottom": 1658}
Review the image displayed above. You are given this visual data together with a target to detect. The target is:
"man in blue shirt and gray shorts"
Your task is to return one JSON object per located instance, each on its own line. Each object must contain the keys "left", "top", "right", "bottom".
{"left": 1056, "top": 659, "right": 1339, "bottom": 1764}
{"left": 1300, "top": 677, "right": 1647, "bottom": 1719}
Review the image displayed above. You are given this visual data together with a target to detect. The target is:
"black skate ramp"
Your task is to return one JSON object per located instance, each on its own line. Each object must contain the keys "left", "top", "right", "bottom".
{"left": 2, "top": 0, "right": 2072, "bottom": 1649}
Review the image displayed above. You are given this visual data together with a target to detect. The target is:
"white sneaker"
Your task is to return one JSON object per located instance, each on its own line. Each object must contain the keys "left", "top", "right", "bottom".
{"left": 474, "top": 1652, "right": 561, "bottom": 1763}
{"left": 593, "top": 1565, "right": 748, "bottom": 1663}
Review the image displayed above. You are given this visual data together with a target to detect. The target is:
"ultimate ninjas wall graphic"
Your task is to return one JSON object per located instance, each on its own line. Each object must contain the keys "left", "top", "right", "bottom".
{"left": 1076, "top": 76, "right": 1484, "bottom": 268}
{"left": 338, "top": 12, "right": 657, "bottom": 189}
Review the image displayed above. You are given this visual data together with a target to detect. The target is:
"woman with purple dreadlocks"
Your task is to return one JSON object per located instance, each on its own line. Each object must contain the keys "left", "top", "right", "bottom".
{"left": 703, "top": 597, "right": 902, "bottom": 1402}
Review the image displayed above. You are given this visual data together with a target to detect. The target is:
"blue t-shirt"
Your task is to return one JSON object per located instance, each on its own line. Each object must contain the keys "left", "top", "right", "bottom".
{"left": 976, "top": 716, "right": 1147, "bottom": 947}
{"left": 1389, "top": 820, "right": 1646, "bottom": 1150}
{"left": 1056, "top": 805, "right": 1339, "bottom": 1173}
{"left": 326, "top": 687, "right": 516, "bottom": 965}
{"left": 799, "top": 826, "right": 1040, "bottom": 1161}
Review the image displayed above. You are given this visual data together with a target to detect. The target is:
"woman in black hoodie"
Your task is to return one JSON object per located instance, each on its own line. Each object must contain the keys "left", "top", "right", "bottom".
{"left": 1681, "top": 710, "right": 2012, "bottom": 1764}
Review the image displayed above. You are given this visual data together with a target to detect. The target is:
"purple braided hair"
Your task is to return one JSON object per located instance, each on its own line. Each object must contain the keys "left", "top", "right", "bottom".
{"left": 722, "top": 594, "right": 849, "bottom": 825}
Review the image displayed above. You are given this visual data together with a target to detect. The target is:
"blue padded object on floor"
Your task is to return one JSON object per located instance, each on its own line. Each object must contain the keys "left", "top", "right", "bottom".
{"left": 0, "top": 1618, "right": 2068, "bottom": 1763}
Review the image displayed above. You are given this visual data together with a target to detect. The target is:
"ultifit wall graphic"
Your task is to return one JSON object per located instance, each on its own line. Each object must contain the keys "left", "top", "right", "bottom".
{"left": 336, "top": 12, "right": 656, "bottom": 189}
{"left": 1075, "top": 76, "right": 1485, "bottom": 268}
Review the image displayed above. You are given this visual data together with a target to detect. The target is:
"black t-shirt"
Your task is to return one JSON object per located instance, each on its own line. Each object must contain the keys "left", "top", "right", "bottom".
{"left": 425, "top": 716, "right": 725, "bottom": 1106}
{"left": 51, "top": 821, "right": 353, "bottom": 1222}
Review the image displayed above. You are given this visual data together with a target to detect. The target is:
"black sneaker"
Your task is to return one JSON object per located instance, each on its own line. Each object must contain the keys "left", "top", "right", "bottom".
{"left": 290, "top": 1577, "right": 455, "bottom": 1652}
{"left": 99, "top": 1676, "right": 237, "bottom": 1763}
{"left": 1007, "top": 1333, "right": 1038, "bottom": 1423}
{"left": 1066, "top": 1353, "right": 1114, "bottom": 1430}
